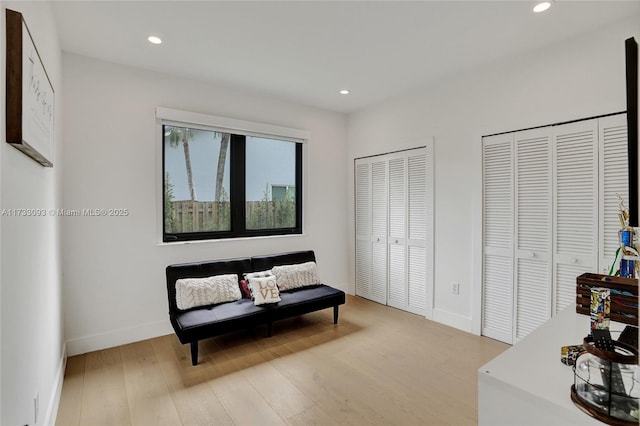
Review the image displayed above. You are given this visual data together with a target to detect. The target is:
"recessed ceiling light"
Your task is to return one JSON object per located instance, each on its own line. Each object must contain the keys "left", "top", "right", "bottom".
{"left": 340, "top": 89, "right": 350, "bottom": 95}
{"left": 148, "top": 36, "right": 162, "bottom": 45}
{"left": 533, "top": 2, "right": 551, "bottom": 13}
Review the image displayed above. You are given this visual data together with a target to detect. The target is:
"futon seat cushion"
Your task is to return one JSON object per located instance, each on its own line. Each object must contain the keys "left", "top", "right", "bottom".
{"left": 172, "top": 298, "right": 271, "bottom": 342}
{"left": 271, "top": 284, "right": 345, "bottom": 321}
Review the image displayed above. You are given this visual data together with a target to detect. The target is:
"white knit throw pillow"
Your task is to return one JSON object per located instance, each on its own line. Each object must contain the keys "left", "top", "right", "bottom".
{"left": 272, "top": 261, "right": 320, "bottom": 291}
{"left": 175, "top": 274, "right": 241, "bottom": 310}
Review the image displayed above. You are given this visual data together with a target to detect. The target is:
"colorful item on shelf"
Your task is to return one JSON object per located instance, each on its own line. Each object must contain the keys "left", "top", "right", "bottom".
{"left": 561, "top": 344, "right": 586, "bottom": 366}
{"left": 590, "top": 287, "right": 611, "bottom": 330}
{"left": 611, "top": 195, "right": 639, "bottom": 279}
{"left": 621, "top": 256, "right": 636, "bottom": 278}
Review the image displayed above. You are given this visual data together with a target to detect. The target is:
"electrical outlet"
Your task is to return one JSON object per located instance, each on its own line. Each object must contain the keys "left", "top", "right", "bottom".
{"left": 451, "top": 282, "right": 460, "bottom": 295}
{"left": 34, "top": 393, "right": 39, "bottom": 424}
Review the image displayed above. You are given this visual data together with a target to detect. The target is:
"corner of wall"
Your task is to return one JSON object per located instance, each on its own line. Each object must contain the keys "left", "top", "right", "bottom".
{"left": 432, "top": 308, "right": 473, "bottom": 333}
{"left": 43, "top": 343, "right": 66, "bottom": 426}
{"left": 1, "top": 2, "right": 64, "bottom": 425}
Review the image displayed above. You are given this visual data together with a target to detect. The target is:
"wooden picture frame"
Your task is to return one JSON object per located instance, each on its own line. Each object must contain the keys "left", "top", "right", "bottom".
{"left": 5, "top": 8, "right": 54, "bottom": 167}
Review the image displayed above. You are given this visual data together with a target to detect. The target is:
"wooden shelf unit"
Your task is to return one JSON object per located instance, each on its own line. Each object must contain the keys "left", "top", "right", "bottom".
{"left": 576, "top": 273, "right": 639, "bottom": 326}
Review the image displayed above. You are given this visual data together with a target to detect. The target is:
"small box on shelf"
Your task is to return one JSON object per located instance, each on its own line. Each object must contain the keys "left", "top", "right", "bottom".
{"left": 560, "top": 344, "right": 585, "bottom": 366}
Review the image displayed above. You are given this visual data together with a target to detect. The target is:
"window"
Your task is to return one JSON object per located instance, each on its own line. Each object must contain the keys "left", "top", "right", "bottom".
{"left": 271, "top": 185, "right": 295, "bottom": 201}
{"left": 162, "top": 123, "right": 303, "bottom": 242}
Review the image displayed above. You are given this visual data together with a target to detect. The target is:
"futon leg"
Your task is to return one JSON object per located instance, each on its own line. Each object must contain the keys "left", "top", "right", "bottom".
{"left": 266, "top": 322, "right": 273, "bottom": 337}
{"left": 333, "top": 305, "right": 339, "bottom": 324}
{"left": 190, "top": 341, "right": 198, "bottom": 366}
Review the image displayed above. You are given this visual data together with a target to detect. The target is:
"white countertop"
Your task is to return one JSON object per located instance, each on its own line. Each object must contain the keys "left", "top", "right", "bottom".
{"left": 478, "top": 307, "right": 631, "bottom": 425}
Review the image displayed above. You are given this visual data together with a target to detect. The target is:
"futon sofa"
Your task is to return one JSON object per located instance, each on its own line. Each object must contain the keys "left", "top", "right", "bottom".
{"left": 166, "top": 250, "right": 346, "bottom": 365}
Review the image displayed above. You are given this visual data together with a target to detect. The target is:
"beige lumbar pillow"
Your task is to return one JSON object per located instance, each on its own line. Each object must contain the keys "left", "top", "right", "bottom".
{"left": 175, "top": 274, "right": 241, "bottom": 310}
{"left": 271, "top": 261, "right": 320, "bottom": 291}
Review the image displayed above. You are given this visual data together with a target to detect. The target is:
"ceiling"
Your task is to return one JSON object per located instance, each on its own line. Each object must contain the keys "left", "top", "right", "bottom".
{"left": 51, "top": 1, "right": 640, "bottom": 114}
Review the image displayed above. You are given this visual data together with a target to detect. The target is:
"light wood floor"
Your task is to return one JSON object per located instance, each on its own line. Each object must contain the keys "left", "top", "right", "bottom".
{"left": 55, "top": 295, "right": 508, "bottom": 426}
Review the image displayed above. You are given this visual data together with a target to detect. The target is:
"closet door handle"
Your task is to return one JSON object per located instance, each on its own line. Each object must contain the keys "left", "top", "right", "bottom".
{"left": 529, "top": 251, "right": 535, "bottom": 258}
{"left": 571, "top": 257, "right": 578, "bottom": 264}
{"left": 395, "top": 239, "right": 399, "bottom": 244}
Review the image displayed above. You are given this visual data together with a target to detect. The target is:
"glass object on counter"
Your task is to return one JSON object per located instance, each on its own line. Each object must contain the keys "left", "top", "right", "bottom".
{"left": 572, "top": 335, "right": 639, "bottom": 425}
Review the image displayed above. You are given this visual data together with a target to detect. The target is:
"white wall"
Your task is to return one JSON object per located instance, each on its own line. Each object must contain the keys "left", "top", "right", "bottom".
{"left": 1, "top": 1, "right": 4, "bottom": 420}
{"left": 61, "top": 53, "right": 349, "bottom": 355}
{"left": 1, "top": 2, "right": 65, "bottom": 425}
{"left": 0, "top": 0, "right": 7, "bottom": 422}
{"left": 347, "top": 15, "right": 640, "bottom": 333}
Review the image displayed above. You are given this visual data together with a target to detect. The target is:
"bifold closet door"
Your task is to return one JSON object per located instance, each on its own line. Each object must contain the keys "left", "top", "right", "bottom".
{"left": 387, "top": 155, "right": 407, "bottom": 311}
{"left": 513, "top": 128, "right": 552, "bottom": 342}
{"left": 371, "top": 159, "right": 388, "bottom": 305}
{"left": 599, "top": 114, "right": 629, "bottom": 274}
{"left": 355, "top": 158, "right": 388, "bottom": 305}
{"left": 386, "top": 148, "right": 430, "bottom": 316}
{"left": 355, "top": 146, "right": 432, "bottom": 315}
{"left": 406, "top": 149, "right": 430, "bottom": 316}
{"left": 552, "top": 120, "right": 599, "bottom": 314}
{"left": 482, "top": 134, "right": 514, "bottom": 344}
{"left": 482, "top": 113, "right": 628, "bottom": 344}
{"left": 355, "top": 160, "right": 372, "bottom": 300}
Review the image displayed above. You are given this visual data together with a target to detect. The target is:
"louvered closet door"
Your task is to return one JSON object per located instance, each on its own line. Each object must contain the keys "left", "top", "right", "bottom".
{"left": 371, "top": 160, "right": 388, "bottom": 305}
{"left": 407, "top": 148, "right": 430, "bottom": 316}
{"left": 553, "top": 120, "right": 599, "bottom": 314}
{"left": 387, "top": 155, "right": 407, "bottom": 310}
{"left": 599, "top": 114, "right": 628, "bottom": 274}
{"left": 355, "top": 160, "right": 372, "bottom": 300}
{"left": 513, "top": 128, "right": 552, "bottom": 342}
{"left": 482, "top": 134, "right": 514, "bottom": 344}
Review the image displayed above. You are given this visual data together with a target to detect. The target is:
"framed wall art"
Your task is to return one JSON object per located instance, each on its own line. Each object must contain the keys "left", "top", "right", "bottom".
{"left": 5, "top": 8, "right": 54, "bottom": 167}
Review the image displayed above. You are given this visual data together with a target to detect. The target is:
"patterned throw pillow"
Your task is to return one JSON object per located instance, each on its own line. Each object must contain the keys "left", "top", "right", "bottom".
{"left": 248, "top": 276, "right": 281, "bottom": 305}
{"left": 271, "top": 261, "right": 320, "bottom": 291}
{"left": 175, "top": 274, "right": 241, "bottom": 310}
{"left": 243, "top": 270, "right": 273, "bottom": 298}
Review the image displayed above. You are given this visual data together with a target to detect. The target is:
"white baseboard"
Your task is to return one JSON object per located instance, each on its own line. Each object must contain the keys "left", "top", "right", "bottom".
{"left": 66, "top": 320, "right": 174, "bottom": 356}
{"left": 43, "top": 342, "right": 66, "bottom": 426}
{"left": 432, "top": 308, "right": 473, "bottom": 333}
